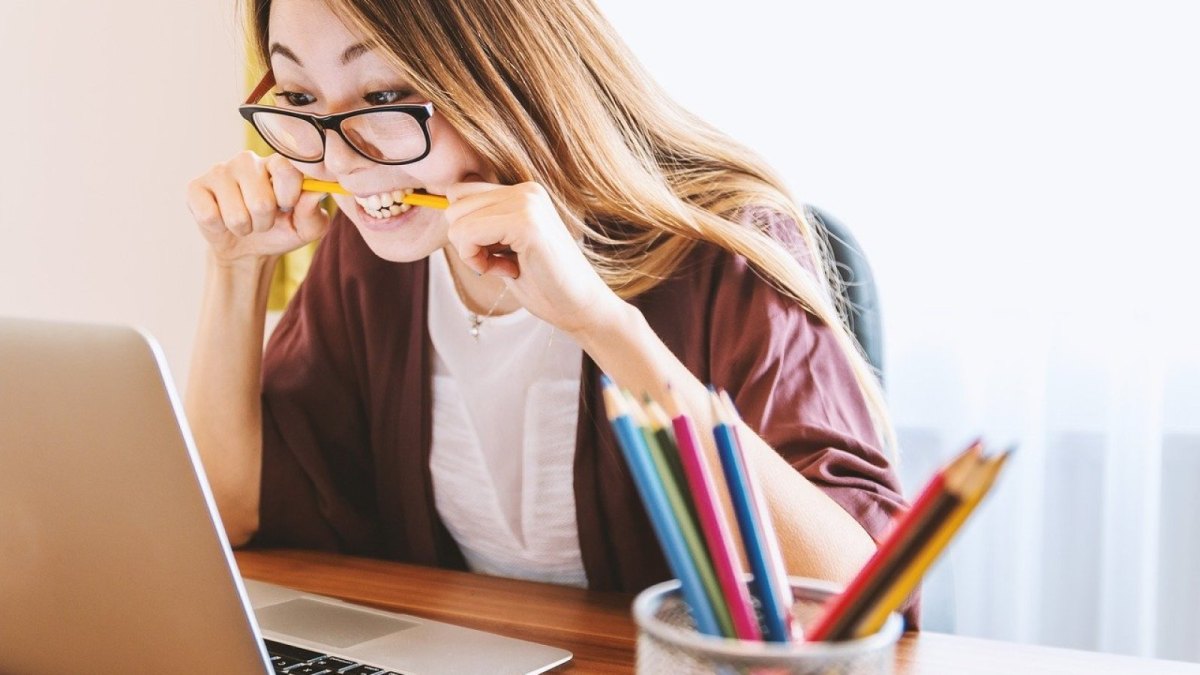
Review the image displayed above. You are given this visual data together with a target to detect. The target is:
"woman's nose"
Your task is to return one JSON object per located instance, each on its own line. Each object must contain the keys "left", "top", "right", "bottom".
{"left": 321, "top": 129, "right": 373, "bottom": 176}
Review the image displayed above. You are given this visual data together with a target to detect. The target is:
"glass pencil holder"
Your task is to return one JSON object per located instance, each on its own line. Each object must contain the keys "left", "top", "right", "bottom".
{"left": 632, "top": 577, "right": 903, "bottom": 675}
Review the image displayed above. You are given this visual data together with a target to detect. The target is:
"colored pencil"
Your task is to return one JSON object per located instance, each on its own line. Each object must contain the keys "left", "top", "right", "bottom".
{"left": 663, "top": 387, "right": 763, "bottom": 641}
{"left": 301, "top": 178, "right": 449, "bottom": 209}
{"left": 711, "top": 389, "right": 793, "bottom": 642}
{"left": 628, "top": 394, "right": 735, "bottom": 638}
{"left": 718, "top": 390, "right": 798, "bottom": 641}
{"left": 851, "top": 450, "right": 1010, "bottom": 637}
{"left": 643, "top": 398, "right": 700, "bottom": 529}
{"left": 600, "top": 378, "right": 722, "bottom": 636}
{"left": 601, "top": 376, "right": 1006, "bottom": 646}
{"left": 806, "top": 441, "right": 984, "bottom": 641}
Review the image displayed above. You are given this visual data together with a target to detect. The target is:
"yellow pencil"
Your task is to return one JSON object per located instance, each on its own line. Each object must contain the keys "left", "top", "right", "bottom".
{"left": 852, "top": 451, "right": 1010, "bottom": 637}
{"left": 300, "top": 178, "right": 449, "bottom": 210}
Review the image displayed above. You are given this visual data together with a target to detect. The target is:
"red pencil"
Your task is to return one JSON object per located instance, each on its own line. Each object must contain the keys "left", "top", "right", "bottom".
{"left": 806, "top": 440, "right": 983, "bottom": 641}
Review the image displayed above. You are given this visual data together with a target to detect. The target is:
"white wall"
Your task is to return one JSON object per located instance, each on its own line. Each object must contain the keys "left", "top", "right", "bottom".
{"left": 595, "top": 0, "right": 1199, "bottom": 367}
{"left": 0, "top": 2, "right": 244, "bottom": 386}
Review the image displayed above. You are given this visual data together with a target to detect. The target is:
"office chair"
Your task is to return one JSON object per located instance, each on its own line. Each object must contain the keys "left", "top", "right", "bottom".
{"left": 806, "top": 205, "right": 884, "bottom": 385}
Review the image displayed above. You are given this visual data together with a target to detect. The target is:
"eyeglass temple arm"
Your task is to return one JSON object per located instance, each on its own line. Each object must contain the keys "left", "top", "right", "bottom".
{"left": 245, "top": 69, "right": 276, "bottom": 106}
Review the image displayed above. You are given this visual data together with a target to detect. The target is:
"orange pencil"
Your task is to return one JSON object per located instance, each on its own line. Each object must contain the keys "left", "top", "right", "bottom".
{"left": 806, "top": 441, "right": 983, "bottom": 641}
{"left": 301, "top": 178, "right": 449, "bottom": 209}
{"left": 851, "top": 450, "right": 1010, "bottom": 637}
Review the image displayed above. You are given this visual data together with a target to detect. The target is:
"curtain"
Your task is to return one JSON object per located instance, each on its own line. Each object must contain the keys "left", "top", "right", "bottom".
{"left": 886, "top": 245, "right": 1200, "bottom": 661}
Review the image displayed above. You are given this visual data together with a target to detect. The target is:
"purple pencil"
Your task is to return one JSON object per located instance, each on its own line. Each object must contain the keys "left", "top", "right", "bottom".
{"left": 662, "top": 387, "right": 763, "bottom": 641}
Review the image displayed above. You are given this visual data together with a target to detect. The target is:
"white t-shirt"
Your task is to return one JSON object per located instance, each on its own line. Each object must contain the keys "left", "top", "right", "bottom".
{"left": 427, "top": 249, "right": 587, "bottom": 587}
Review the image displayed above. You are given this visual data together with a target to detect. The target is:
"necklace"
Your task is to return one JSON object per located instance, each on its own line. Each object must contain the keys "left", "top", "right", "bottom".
{"left": 467, "top": 288, "right": 509, "bottom": 340}
{"left": 447, "top": 264, "right": 510, "bottom": 340}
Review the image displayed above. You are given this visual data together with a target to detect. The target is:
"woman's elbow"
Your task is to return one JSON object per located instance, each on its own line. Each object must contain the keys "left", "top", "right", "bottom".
{"left": 220, "top": 508, "right": 259, "bottom": 549}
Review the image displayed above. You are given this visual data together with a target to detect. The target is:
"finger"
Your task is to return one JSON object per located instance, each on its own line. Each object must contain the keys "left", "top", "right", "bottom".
{"left": 457, "top": 244, "right": 518, "bottom": 280}
{"left": 266, "top": 154, "right": 303, "bottom": 212}
{"left": 448, "top": 204, "right": 528, "bottom": 248}
{"left": 232, "top": 160, "right": 277, "bottom": 233}
{"left": 446, "top": 212, "right": 521, "bottom": 275}
{"left": 479, "top": 252, "right": 520, "bottom": 279}
{"left": 445, "top": 181, "right": 507, "bottom": 222}
{"left": 446, "top": 179, "right": 503, "bottom": 201}
{"left": 291, "top": 190, "right": 331, "bottom": 243}
{"left": 186, "top": 179, "right": 225, "bottom": 237}
{"left": 210, "top": 173, "right": 253, "bottom": 237}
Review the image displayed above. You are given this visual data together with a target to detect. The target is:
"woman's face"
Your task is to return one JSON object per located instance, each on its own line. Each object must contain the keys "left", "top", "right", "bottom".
{"left": 268, "top": 0, "right": 496, "bottom": 262}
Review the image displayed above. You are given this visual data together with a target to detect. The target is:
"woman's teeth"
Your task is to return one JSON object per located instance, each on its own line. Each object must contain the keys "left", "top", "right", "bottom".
{"left": 355, "top": 188, "right": 418, "bottom": 219}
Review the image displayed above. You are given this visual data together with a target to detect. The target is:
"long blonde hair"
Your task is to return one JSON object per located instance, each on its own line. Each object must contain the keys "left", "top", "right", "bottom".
{"left": 247, "top": 0, "right": 895, "bottom": 453}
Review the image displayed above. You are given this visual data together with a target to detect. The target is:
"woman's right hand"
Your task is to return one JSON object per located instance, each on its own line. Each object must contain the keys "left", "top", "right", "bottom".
{"left": 186, "top": 150, "right": 331, "bottom": 265}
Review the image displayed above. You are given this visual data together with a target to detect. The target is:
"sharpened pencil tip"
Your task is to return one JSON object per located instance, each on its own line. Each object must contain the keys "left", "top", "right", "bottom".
{"left": 717, "top": 389, "right": 743, "bottom": 423}
{"left": 708, "top": 389, "right": 727, "bottom": 425}
{"left": 600, "top": 381, "right": 626, "bottom": 420}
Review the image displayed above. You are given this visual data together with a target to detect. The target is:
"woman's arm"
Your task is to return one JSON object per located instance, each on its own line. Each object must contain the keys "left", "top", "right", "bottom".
{"left": 441, "top": 180, "right": 887, "bottom": 582}
{"left": 184, "top": 151, "right": 330, "bottom": 546}
{"left": 569, "top": 302, "right": 879, "bottom": 584}
{"left": 185, "top": 255, "right": 277, "bottom": 546}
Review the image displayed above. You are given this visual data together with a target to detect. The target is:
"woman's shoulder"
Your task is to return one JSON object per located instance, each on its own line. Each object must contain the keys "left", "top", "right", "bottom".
{"left": 737, "top": 204, "right": 820, "bottom": 270}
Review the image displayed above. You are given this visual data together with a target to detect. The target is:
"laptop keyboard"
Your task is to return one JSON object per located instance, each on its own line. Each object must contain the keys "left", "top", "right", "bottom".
{"left": 264, "top": 638, "right": 408, "bottom": 675}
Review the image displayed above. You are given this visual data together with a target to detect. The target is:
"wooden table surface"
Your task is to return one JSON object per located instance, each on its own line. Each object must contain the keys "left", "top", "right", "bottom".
{"left": 235, "top": 548, "right": 1200, "bottom": 674}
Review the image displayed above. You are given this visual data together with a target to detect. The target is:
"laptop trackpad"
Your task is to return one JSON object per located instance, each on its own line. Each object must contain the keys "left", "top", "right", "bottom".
{"left": 256, "top": 598, "right": 417, "bottom": 648}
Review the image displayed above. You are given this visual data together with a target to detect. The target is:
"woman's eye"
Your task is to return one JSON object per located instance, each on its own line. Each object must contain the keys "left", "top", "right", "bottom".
{"left": 274, "top": 91, "right": 315, "bottom": 107}
{"left": 364, "top": 90, "right": 410, "bottom": 105}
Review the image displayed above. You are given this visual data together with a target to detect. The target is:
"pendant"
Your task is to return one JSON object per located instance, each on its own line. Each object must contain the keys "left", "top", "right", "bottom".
{"left": 468, "top": 313, "right": 482, "bottom": 340}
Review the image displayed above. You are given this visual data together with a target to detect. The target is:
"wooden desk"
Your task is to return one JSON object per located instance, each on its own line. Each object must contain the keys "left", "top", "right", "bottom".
{"left": 235, "top": 549, "right": 1200, "bottom": 674}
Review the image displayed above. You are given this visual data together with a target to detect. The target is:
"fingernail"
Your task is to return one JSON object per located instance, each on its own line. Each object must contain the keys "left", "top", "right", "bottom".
{"left": 279, "top": 206, "right": 293, "bottom": 213}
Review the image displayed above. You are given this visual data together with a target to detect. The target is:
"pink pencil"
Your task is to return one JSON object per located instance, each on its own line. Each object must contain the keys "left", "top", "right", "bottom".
{"left": 661, "top": 387, "right": 762, "bottom": 640}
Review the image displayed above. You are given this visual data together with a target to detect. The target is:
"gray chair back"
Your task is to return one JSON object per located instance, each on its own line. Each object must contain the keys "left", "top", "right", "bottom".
{"left": 806, "top": 206, "right": 884, "bottom": 384}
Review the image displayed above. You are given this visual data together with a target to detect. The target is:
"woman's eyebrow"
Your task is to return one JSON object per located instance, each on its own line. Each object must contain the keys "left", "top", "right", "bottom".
{"left": 340, "top": 42, "right": 372, "bottom": 65}
{"left": 268, "top": 42, "right": 303, "bottom": 66}
{"left": 267, "top": 41, "right": 372, "bottom": 68}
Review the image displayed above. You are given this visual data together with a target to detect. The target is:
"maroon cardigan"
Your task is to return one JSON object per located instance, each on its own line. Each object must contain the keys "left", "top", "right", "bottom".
{"left": 253, "top": 209, "right": 917, "bottom": 624}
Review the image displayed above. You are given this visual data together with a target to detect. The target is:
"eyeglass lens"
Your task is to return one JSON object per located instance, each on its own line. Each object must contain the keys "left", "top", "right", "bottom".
{"left": 251, "top": 110, "right": 427, "bottom": 163}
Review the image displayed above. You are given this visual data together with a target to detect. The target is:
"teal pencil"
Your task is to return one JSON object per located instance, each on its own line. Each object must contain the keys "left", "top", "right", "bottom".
{"left": 628, "top": 393, "right": 736, "bottom": 639}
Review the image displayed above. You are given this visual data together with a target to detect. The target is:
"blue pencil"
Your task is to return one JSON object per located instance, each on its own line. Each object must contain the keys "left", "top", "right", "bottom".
{"left": 710, "top": 389, "right": 794, "bottom": 642}
{"left": 600, "top": 377, "right": 723, "bottom": 637}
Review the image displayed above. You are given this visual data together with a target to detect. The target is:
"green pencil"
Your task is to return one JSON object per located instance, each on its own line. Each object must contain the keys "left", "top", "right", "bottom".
{"left": 626, "top": 391, "right": 735, "bottom": 638}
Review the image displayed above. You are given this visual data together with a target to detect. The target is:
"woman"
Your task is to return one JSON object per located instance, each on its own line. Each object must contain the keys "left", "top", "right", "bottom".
{"left": 185, "top": 0, "right": 911, "bottom": 614}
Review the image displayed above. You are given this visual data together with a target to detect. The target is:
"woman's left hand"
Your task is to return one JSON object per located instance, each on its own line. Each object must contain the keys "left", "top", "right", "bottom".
{"left": 444, "top": 180, "right": 622, "bottom": 336}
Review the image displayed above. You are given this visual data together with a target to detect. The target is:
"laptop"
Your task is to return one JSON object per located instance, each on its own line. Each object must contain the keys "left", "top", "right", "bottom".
{"left": 0, "top": 317, "right": 572, "bottom": 675}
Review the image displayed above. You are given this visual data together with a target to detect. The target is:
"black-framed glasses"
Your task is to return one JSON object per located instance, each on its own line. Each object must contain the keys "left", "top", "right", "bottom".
{"left": 239, "top": 69, "right": 434, "bottom": 165}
